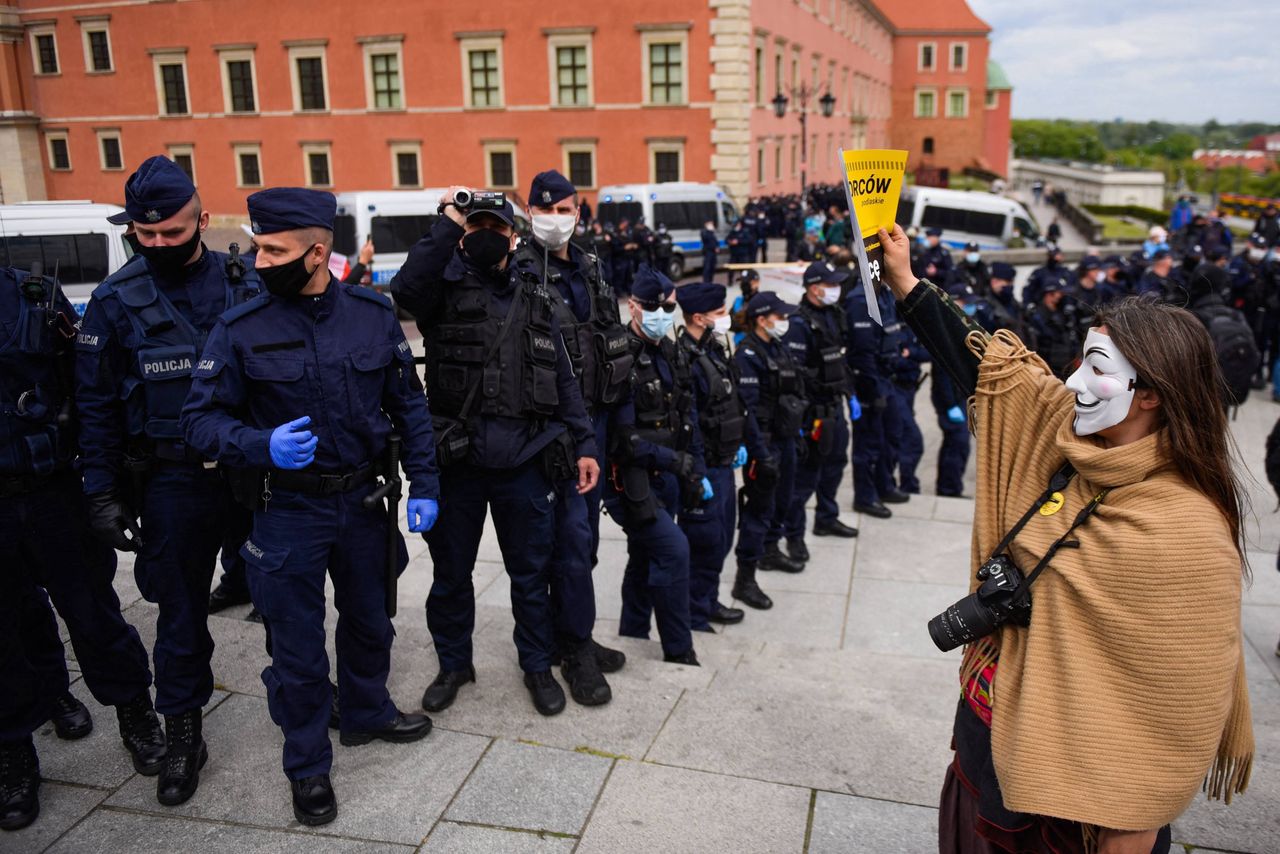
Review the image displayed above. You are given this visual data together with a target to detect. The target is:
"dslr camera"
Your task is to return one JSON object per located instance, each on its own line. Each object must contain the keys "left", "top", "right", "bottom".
{"left": 443, "top": 188, "right": 506, "bottom": 213}
{"left": 927, "top": 555, "right": 1031, "bottom": 652}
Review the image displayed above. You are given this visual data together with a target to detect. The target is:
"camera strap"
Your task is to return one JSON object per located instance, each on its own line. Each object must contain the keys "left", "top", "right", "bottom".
{"left": 454, "top": 285, "right": 525, "bottom": 422}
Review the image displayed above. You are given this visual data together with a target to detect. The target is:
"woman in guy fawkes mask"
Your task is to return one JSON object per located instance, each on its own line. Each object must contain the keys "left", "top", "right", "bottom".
{"left": 875, "top": 222, "right": 1254, "bottom": 854}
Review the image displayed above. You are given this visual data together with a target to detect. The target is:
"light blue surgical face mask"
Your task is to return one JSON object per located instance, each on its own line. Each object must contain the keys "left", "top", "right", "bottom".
{"left": 962, "top": 303, "right": 977, "bottom": 316}
{"left": 641, "top": 309, "right": 675, "bottom": 340}
{"left": 965, "top": 252, "right": 981, "bottom": 265}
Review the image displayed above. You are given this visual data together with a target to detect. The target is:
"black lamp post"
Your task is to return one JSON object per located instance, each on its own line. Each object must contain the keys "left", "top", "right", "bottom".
{"left": 773, "top": 84, "right": 836, "bottom": 203}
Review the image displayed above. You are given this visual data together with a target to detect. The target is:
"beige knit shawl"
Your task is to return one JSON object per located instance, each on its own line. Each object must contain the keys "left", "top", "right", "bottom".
{"left": 960, "top": 331, "right": 1253, "bottom": 832}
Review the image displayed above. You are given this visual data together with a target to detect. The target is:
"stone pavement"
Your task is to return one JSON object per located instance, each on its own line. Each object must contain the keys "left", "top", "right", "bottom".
{"left": 8, "top": 384, "right": 1280, "bottom": 851}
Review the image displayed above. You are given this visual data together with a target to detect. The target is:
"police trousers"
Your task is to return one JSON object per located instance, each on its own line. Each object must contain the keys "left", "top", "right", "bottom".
{"left": 241, "top": 485, "right": 406, "bottom": 780}
{"left": 426, "top": 459, "right": 558, "bottom": 674}
{"left": 786, "top": 410, "right": 849, "bottom": 540}
{"left": 0, "top": 469, "right": 151, "bottom": 739}
{"left": 549, "top": 413, "right": 607, "bottom": 652}
{"left": 935, "top": 408, "right": 971, "bottom": 497}
{"left": 851, "top": 397, "right": 897, "bottom": 507}
{"left": 736, "top": 438, "right": 797, "bottom": 563}
{"left": 678, "top": 465, "right": 736, "bottom": 630}
{"left": 886, "top": 384, "right": 924, "bottom": 494}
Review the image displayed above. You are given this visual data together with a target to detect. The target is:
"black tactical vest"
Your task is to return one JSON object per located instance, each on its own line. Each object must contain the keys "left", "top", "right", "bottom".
{"left": 797, "top": 300, "right": 849, "bottom": 399}
{"left": 627, "top": 333, "right": 694, "bottom": 451}
{"left": 677, "top": 330, "right": 745, "bottom": 467}
{"left": 751, "top": 340, "right": 806, "bottom": 440}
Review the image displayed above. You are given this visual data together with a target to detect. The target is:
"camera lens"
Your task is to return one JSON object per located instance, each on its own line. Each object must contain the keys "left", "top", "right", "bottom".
{"left": 452, "top": 188, "right": 473, "bottom": 208}
{"left": 927, "top": 596, "right": 997, "bottom": 652}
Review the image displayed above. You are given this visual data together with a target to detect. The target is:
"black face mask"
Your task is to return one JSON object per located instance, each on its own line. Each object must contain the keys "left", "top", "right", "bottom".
{"left": 462, "top": 229, "right": 511, "bottom": 270}
{"left": 138, "top": 226, "right": 203, "bottom": 278}
{"left": 259, "top": 246, "right": 317, "bottom": 298}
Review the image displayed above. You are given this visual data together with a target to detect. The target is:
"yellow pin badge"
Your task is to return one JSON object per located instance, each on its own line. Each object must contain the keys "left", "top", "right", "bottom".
{"left": 1038, "top": 492, "right": 1065, "bottom": 516}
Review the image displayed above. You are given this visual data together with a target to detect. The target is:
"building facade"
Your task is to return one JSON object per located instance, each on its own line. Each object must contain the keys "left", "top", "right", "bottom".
{"left": 1010, "top": 159, "right": 1166, "bottom": 209}
{"left": 0, "top": 0, "right": 1005, "bottom": 214}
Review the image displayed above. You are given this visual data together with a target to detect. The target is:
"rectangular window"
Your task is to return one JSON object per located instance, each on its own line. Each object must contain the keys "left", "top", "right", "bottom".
{"left": 757, "top": 145, "right": 765, "bottom": 184}
{"left": 919, "top": 42, "right": 935, "bottom": 71}
{"left": 160, "top": 64, "right": 188, "bottom": 115}
{"left": 391, "top": 144, "right": 420, "bottom": 188}
{"left": 226, "top": 60, "right": 256, "bottom": 112}
{"left": 647, "top": 42, "right": 683, "bottom": 104}
{"left": 468, "top": 49, "right": 500, "bottom": 107}
{"left": 168, "top": 146, "right": 195, "bottom": 182}
{"left": 950, "top": 43, "right": 967, "bottom": 71}
{"left": 235, "top": 146, "right": 262, "bottom": 187}
{"left": 370, "top": 52, "right": 402, "bottom": 109}
{"left": 34, "top": 32, "right": 58, "bottom": 74}
{"left": 562, "top": 143, "right": 596, "bottom": 189}
{"left": 371, "top": 215, "right": 436, "bottom": 254}
{"left": 947, "top": 89, "right": 968, "bottom": 118}
{"left": 555, "top": 45, "right": 588, "bottom": 106}
{"left": 654, "top": 149, "right": 680, "bottom": 184}
{"left": 773, "top": 51, "right": 782, "bottom": 96}
{"left": 47, "top": 134, "right": 70, "bottom": 171}
{"left": 490, "top": 150, "right": 514, "bottom": 188}
{"left": 85, "top": 29, "right": 111, "bottom": 72}
{"left": 297, "top": 57, "right": 326, "bottom": 110}
{"left": 98, "top": 133, "right": 122, "bottom": 170}
{"left": 985, "top": 89, "right": 998, "bottom": 109}
{"left": 754, "top": 45, "right": 763, "bottom": 105}
{"left": 915, "top": 89, "right": 936, "bottom": 118}
{"left": 0, "top": 234, "right": 109, "bottom": 286}
{"left": 303, "top": 144, "right": 331, "bottom": 187}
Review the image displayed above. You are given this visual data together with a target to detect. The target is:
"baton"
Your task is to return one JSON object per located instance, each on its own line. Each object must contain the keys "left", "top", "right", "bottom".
{"left": 363, "top": 434, "right": 402, "bottom": 617}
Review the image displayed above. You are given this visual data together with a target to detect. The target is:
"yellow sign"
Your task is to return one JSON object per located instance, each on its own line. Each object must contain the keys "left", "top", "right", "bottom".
{"left": 839, "top": 149, "right": 908, "bottom": 326}
{"left": 1038, "top": 492, "right": 1065, "bottom": 516}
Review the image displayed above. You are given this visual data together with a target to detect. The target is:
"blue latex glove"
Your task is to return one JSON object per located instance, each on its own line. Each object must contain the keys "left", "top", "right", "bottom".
{"left": 407, "top": 498, "right": 438, "bottom": 533}
{"left": 733, "top": 445, "right": 748, "bottom": 469}
{"left": 700, "top": 477, "right": 714, "bottom": 501}
{"left": 269, "top": 416, "right": 317, "bottom": 469}
{"left": 946, "top": 405, "right": 965, "bottom": 424}
{"left": 848, "top": 397, "right": 862, "bottom": 422}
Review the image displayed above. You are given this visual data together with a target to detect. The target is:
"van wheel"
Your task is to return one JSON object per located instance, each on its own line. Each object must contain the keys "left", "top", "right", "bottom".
{"left": 667, "top": 255, "right": 685, "bottom": 281}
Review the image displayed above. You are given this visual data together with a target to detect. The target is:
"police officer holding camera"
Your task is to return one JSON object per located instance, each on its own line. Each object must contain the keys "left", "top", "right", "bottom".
{"left": 391, "top": 188, "right": 599, "bottom": 717}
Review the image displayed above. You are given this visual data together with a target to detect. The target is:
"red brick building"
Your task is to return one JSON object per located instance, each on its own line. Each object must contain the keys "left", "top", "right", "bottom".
{"left": 0, "top": 0, "right": 1007, "bottom": 215}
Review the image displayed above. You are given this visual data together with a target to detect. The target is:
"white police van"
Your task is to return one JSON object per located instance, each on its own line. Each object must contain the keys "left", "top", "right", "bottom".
{"left": 594, "top": 182, "right": 740, "bottom": 280}
{"left": 0, "top": 201, "right": 133, "bottom": 315}
{"left": 333, "top": 190, "right": 530, "bottom": 291}
{"left": 895, "top": 186, "right": 1039, "bottom": 250}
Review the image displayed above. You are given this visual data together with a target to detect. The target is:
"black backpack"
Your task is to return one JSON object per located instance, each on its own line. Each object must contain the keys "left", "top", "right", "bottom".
{"left": 1194, "top": 304, "right": 1259, "bottom": 406}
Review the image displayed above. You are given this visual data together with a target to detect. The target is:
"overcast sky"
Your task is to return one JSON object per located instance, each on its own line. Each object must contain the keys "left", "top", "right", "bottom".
{"left": 968, "top": 0, "right": 1280, "bottom": 124}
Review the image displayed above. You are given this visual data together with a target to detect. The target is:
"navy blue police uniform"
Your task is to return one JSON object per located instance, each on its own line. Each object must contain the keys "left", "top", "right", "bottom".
{"left": 390, "top": 197, "right": 597, "bottom": 715}
{"left": 182, "top": 188, "right": 438, "bottom": 817}
{"left": 844, "top": 281, "right": 902, "bottom": 515}
{"left": 674, "top": 283, "right": 749, "bottom": 631}
{"left": 518, "top": 170, "right": 632, "bottom": 703}
{"left": 881, "top": 300, "right": 929, "bottom": 495}
{"left": 74, "top": 157, "right": 259, "bottom": 805}
{"left": 726, "top": 221, "right": 755, "bottom": 285}
{"left": 700, "top": 225, "right": 720, "bottom": 284}
{"left": 932, "top": 281, "right": 978, "bottom": 496}
{"left": 602, "top": 266, "right": 700, "bottom": 662}
{"left": 917, "top": 229, "right": 954, "bottom": 281}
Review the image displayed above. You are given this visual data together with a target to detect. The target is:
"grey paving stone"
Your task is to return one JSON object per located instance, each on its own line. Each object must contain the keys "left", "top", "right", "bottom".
{"left": 931, "top": 493, "right": 978, "bottom": 523}
{"left": 1243, "top": 555, "right": 1280, "bottom": 607}
{"left": 729, "top": 646, "right": 958, "bottom": 705}
{"left": 0, "top": 782, "right": 107, "bottom": 854}
{"left": 808, "top": 790, "right": 939, "bottom": 854}
{"left": 855, "top": 516, "right": 974, "bottom": 586}
{"left": 106, "top": 692, "right": 488, "bottom": 845}
{"left": 445, "top": 740, "right": 611, "bottom": 834}
{"left": 576, "top": 760, "right": 809, "bottom": 854}
{"left": 43, "top": 809, "right": 414, "bottom": 853}
{"left": 751, "top": 537, "right": 855, "bottom": 595}
{"left": 1241, "top": 604, "right": 1280, "bottom": 685}
{"left": 422, "top": 822, "right": 576, "bottom": 854}
{"left": 842, "top": 577, "right": 970, "bottom": 661}
{"left": 718, "top": 588, "right": 848, "bottom": 649}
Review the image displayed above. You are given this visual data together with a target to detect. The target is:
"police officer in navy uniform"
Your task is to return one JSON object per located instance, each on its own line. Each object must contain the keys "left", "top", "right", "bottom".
{"left": 916, "top": 227, "right": 954, "bottom": 282}
{"left": 1, "top": 266, "right": 166, "bottom": 831}
{"left": 391, "top": 190, "right": 600, "bottom": 717}
{"left": 985, "top": 262, "right": 1024, "bottom": 337}
{"left": 517, "top": 170, "right": 630, "bottom": 706}
{"left": 734, "top": 291, "right": 808, "bottom": 601}
{"left": 604, "top": 266, "right": 700, "bottom": 663}
{"left": 1023, "top": 246, "right": 1076, "bottom": 307}
{"left": 699, "top": 220, "right": 720, "bottom": 283}
{"left": 782, "top": 262, "right": 860, "bottom": 563}
{"left": 933, "top": 281, "right": 979, "bottom": 497}
{"left": 75, "top": 156, "right": 259, "bottom": 806}
{"left": 674, "top": 283, "right": 748, "bottom": 631}
{"left": 882, "top": 302, "right": 929, "bottom": 496}
{"left": 182, "top": 188, "right": 439, "bottom": 826}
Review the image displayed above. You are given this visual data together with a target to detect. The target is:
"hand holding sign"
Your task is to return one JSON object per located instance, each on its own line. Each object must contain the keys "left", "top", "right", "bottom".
{"left": 839, "top": 149, "right": 908, "bottom": 327}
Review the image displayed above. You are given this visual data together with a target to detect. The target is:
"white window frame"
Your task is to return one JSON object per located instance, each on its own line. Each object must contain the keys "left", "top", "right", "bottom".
{"left": 561, "top": 141, "right": 597, "bottom": 191}
{"left": 301, "top": 142, "right": 332, "bottom": 188}
{"left": 914, "top": 88, "right": 937, "bottom": 118}
{"left": 949, "top": 42, "right": 968, "bottom": 72}
{"left": 753, "top": 38, "right": 765, "bottom": 107}
{"left": 483, "top": 141, "right": 518, "bottom": 190}
{"left": 547, "top": 33, "right": 593, "bottom": 108}
{"left": 641, "top": 30, "right": 688, "bottom": 107}
{"left": 167, "top": 144, "right": 196, "bottom": 184}
{"left": 288, "top": 43, "right": 330, "bottom": 113}
{"left": 460, "top": 36, "right": 505, "bottom": 109}
{"left": 151, "top": 50, "right": 190, "bottom": 117}
{"left": 946, "top": 87, "right": 969, "bottom": 118}
{"left": 985, "top": 89, "right": 998, "bottom": 110}
{"left": 233, "top": 143, "right": 263, "bottom": 188}
{"left": 363, "top": 39, "right": 405, "bottom": 112}
{"left": 45, "top": 130, "right": 71, "bottom": 171}
{"left": 917, "top": 41, "right": 936, "bottom": 72}
{"left": 648, "top": 139, "right": 684, "bottom": 184}
{"left": 218, "top": 48, "right": 259, "bottom": 115}
{"left": 96, "top": 129, "right": 123, "bottom": 171}
{"left": 29, "top": 25, "right": 59, "bottom": 76}
{"left": 79, "top": 20, "right": 113, "bottom": 74}
{"left": 389, "top": 141, "right": 421, "bottom": 189}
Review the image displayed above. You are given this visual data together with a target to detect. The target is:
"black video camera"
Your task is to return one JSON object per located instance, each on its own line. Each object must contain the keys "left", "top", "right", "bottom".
{"left": 444, "top": 189, "right": 506, "bottom": 213}
{"left": 927, "top": 555, "right": 1031, "bottom": 652}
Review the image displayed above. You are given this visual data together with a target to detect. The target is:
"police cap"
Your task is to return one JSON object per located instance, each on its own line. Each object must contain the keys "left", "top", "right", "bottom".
{"left": 1080, "top": 254, "right": 1101, "bottom": 271}
{"left": 632, "top": 265, "right": 675, "bottom": 302}
{"left": 247, "top": 188, "right": 337, "bottom": 235}
{"left": 990, "top": 262, "right": 1016, "bottom": 281}
{"left": 528, "top": 170, "right": 576, "bottom": 207}
{"left": 1248, "top": 232, "right": 1268, "bottom": 248}
{"left": 945, "top": 280, "right": 974, "bottom": 299}
{"left": 925, "top": 227, "right": 942, "bottom": 237}
{"left": 746, "top": 290, "right": 799, "bottom": 319}
{"left": 465, "top": 199, "right": 517, "bottom": 229}
{"left": 802, "top": 260, "right": 851, "bottom": 286}
{"left": 124, "top": 156, "right": 196, "bottom": 225}
{"left": 675, "top": 282, "right": 727, "bottom": 315}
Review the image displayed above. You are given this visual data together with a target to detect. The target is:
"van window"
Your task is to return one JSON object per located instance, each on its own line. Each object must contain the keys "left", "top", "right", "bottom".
{"left": 596, "top": 201, "right": 643, "bottom": 226}
{"left": 896, "top": 197, "right": 915, "bottom": 227}
{"left": 720, "top": 201, "right": 737, "bottom": 227}
{"left": 371, "top": 214, "right": 437, "bottom": 254}
{"left": 1013, "top": 216, "right": 1039, "bottom": 241}
{"left": 653, "top": 201, "right": 717, "bottom": 231}
{"left": 333, "top": 214, "right": 358, "bottom": 257}
{"left": 920, "top": 205, "right": 1006, "bottom": 238}
{"left": 0, "top": 233, "right": 110, "bottom": 285}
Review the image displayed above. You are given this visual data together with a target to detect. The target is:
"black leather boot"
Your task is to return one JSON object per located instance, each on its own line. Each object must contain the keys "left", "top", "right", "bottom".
{"left": 339, "top": 711, "right": 432, "bottom": 746}
{"left": 0, "top": 738, "right": 40, "bottom": 831}
{"left": 50, "top": 692, "right": 93, "bottom": 740}
{"left": 560, "top": 644, "right": 612, "bottom": 706}
{"left": 733, "top": 562, "right": 773, "bottom": 610}
{"left": 291, "top": 773, "right": 337, "bottom": 826}
{"left": 760, "top": 543, "right": 804, "bottom": 573}
{"left": 116, "top": 692, "right": 166, "bottom": 776}
{"left": 786, "top": 538, "right": 810, "bottom": 563}
{"left": 523, "top": 671, "right": 566, "bottom": 716}
{"left": 663, "top": 649, "right": 700, "bottom": 666}
{"left": 157, "top": 710, "right": 208, "bottom": 807}
{"left": 328, "top": 681, "right": 340, "bottom": 730}
{"left": 207, "top": 581, "right": 250, "bottom": 614}
{"left": 421, "top": 665, "right": 476, "bottom": 712}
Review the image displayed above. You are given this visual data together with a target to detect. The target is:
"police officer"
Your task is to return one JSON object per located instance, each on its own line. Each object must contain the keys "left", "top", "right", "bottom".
{"left": 518, "top": 170, "right": 630, "bottom": 706}
{"left": 609, "top": 220, "right": 633, "bottom": 298}
{"left": 1, "top": 265, "right": 166, "bottom": 831}
{"left": 881, "top": 299, "right": 929, "bottom": 497}
{"left": 933, "top": 282, "right": 975, "bottom": 497}
{"left": 986, "top": 262, "right": 1024, "bottom": 337}
{"left": 391, "top": 190, "right": 599, "bottom": 717}
{"left": 916, "top": 227, "right": 954, "bottom": 282}
{"left": 726, "top": 219, "right": 755, "bottom": 285}
{"left": 603, "top": 266, "right": 701, "bottom": 663}
{"left": 845, "top": 274, "right": 909, "bottom": 518}
{"left": 182, "top": 188, "right": 437, "bottom": 825}
{"left": 1023, "top": 246, "right": 1076, "bottom": 307}
{"left": 674, "top": 283, "right": 748, "bottom": 631}
{"left": 700, "top": 221, "right": 719, "bottom": 284}
{"left": 588, "top": 221, "right": 613, "bottom": 276}
{"left": 653, "top": 224, "right": 675, "bottom": 278}
{"left": 783, "top": 262, "right": 859, "bottom": 563}
{"left": 1135, "top": 249, "right": 1175, "bottom": 299}
{"left": 1026, "top": 279, "right": 1082, "bottom": 377}
{"left": 75, "top": 156, "right": 258, "bottom": 806}
{"left": 950, "top": 242, "right": 990, "bottom": 296}
{"left": 734, "top": 291, "right": 808, "bottom": 594}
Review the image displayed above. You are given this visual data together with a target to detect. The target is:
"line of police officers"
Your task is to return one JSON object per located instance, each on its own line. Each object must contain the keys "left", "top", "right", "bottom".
{"left": 1, "top": 160, "right": 936, "bottom": 833}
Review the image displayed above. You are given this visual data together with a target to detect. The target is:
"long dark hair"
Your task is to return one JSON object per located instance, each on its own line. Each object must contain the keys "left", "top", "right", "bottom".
{"left": 1094, "top": 297, "right": 1249, "bottom": 567}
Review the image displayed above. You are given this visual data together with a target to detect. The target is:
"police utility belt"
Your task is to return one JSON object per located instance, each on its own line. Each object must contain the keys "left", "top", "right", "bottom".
{"left": 265, "top": 461, "right": 382, "bottom": 496}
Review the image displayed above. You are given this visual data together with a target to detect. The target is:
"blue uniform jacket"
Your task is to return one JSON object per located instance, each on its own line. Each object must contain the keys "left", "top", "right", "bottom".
{"left": 179, "top": 279, "right": 440, "bottom": 499}
{"left": 610, "top": 332, "right": 706, "bottom": 478}
{"left": 781, "top": 300, "right": 849, "bottom": 404}
{"left": 680, "top": 327, "right": 756, "bottom": 460}
{"left": 732, "top": 332, "right": 789, "bottom": 462}
{"left": 843, "top": 285, "right": 895, "bottom": 402}
{"left": 389, "top": 217, "right": 596, "bottom": 468}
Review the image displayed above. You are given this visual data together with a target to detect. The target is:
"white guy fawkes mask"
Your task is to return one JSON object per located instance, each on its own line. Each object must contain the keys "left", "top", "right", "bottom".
{"left": 1064, "top": 329, "right": 1139, "bottom": 436}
